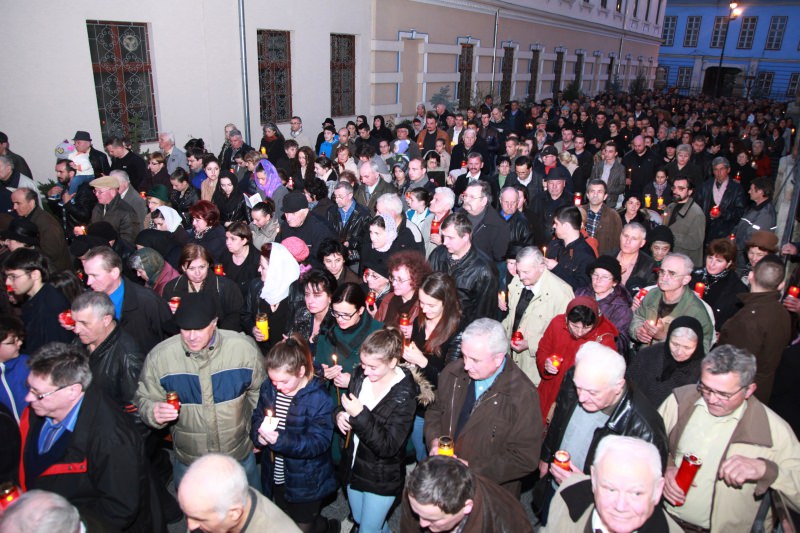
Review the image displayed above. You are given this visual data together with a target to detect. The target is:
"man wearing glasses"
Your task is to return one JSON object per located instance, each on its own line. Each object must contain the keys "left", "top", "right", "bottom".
{"left": 86, "top": 174, "right": 140, "bottom": 247}
{"left": 18, "top": 342, "right": 155, "bottom": 531}
{"left": 630, "top": 253, "right": 714, "bottom": 352}
{"left": 659, "top": 345, "right": 800, "bottom": 532}
{"left": 665, "top": 176, "right": 706, "bottom": 267}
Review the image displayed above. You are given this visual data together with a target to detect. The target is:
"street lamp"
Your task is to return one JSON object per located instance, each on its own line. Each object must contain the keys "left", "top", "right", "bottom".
{"left": 715, "top": 2, "right": 743, "bottom": 98}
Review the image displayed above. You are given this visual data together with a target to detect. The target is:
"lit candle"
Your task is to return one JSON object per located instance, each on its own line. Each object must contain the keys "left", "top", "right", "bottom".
{"left": 0, "top": 483, "right": 22, "bottom": 511}
{"left": 542, "top": 246, "right": 547, "bottom": 257}
{"left": 366, "top": 290, "right": 377, "bottom": 306}
{"left": 657, "top": 197, "right": 664, "bottom": 209}
{"left": 644, "top": 194, "right": 652, "bottom": 208}
{"left": 728, "top": 233, "right": 736, "bottom": 241}
{"left": 511, "top": 331, "right": 524, "bottom": 343}
{"left": 694, "top": 282, "right": 705, "bottom": 298}
{"left": 332, "top": 354, "right": 338, "bottom": 366}
{"left": 573, "top": 192, "right": 582, "bottom": 206}
{"left": 169, "top": 296, "right": 181, "bottom": 313}
{"left": 261, "top": 408, "right": 278, "bottom": 433}
{"left": 710, "top": 205, "right": 721, "bottom": 218}
{"left": 58, "top": 310, "right": 75, "bottom": 327}
{"left": 789, "top": 286, "right": 800, "bottom": 298}
{"left": 498, "top": 290, "right": 507, "bottom": 307}
{"left": 76, "top": 226, "right": 87, "bottom": 235}
{"left": 214, "top": 264, "right": 224, "bottom": 276}
{"left": 140, "top": 191, "right": 147, "bottom": 198}
{"left": 553, "top": 450, "right": 571, "bottom": 470}
{"left": 261, "top": 147, "right": 267, "bottom": 155}
{"left": 399, "top": 313, "right": 410, "bottom": 327}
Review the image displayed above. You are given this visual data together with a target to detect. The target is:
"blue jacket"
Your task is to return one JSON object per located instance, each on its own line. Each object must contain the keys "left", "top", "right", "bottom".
{"left": 251, "top": 376, "right": 337, "bottom": 503}
{"left": 0, "top": 354, "right": 29, "bottom": 422}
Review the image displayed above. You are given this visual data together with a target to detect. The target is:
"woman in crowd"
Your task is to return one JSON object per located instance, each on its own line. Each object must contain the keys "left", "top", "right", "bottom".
{"left": 143, "top": 152, "right": 171, "bottom": 191}
{"left": 336, "top": 328, "right": 417, "bottom": 533}
{"left": 361, "top": 255, "right": 392, "bottom": 314}
{"left": 318, "top": 239, "right": 360, "bottom": 286}
{"left": 130, "top": 247, "right": 180, "bottom": 297}
{"left": 187, "top": 200, "right": 227, "bottom": 263}
{"left": 535, "top": 295, "right": 618, "bottom": 421}
{"left": 212, "top": 171, "right": 247, "bottom": 226}
{"left": 738, "top": 229, "right": 779, "bottom": 285}
{"left": 691, "top": 238, "right": 748, "bottom": 331}
{"left": 360, "top": 214, "right": 399, "bottom": 275}
{"left": 169, "top": 168, "right": 200, "bottom": 228}
{"left": 220, "top": 222, "right": 261, "bottom": 295}
{"left": 334, "top": 145, "right": 358, "bottom": 181}
{"left": 389, "top": 156, "right": 410, "bottom": 197}
{"left": 370, "top": 115, "right": 394, "bottom": 143}
{"left": 626, "top": 316, "right": 705, "bottom": 407}
{"left": 405, "top": 188, "right": 431, "bottom": 229}
{"left": 287, "top": 269, "right": 337, "bottom": 357}
{"left": 617, "top": 193, "right": 651, "bottom": 227}
{"left": 305, "top": 178, "right": 333, "bottom": 219}
{"left": 731, "top": 150, "right": 757, "bottom": 193}
{"left": 295, "top": 146, "right": 315, "bottom": 191}
{"left": 751, "top": 139, "right": 771, "bottom": 178}
{"left": 641, "top": 168, "right": 673, "bottom": 206}
{"left": 251, "top": 335, "right": 339, "bottom": 533}
{"left": 252, "top": 159, "right": 288, "bottom": 217}
{"left": 200, "top": 155, "right": 222, "bottom": 202}
{"left": 242, "top": 242, "right": 300, "bottom": 354}
{"left": 575, "top": 256, "right": 633, "bottom": 356}
{"left": 401, "top": 271, "right": 462, "bottom": 461}
{"left": 259, "top": 122, "right": 286, "bottom": 165}
{"left": 375, "top": 250, "right": 431, "bottom": 328}
{"left": 378, "top": 139, "right": 393, "bottom": 163}
{"left": 162, "top": 243, "right": 244, "bottom": 331}
{"left": 143, "top": 185, "right": 171, "bottom": 229}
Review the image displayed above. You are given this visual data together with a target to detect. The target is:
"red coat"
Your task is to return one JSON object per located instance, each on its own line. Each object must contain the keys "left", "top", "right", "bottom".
{"left": 535, "top": 312, "right": 618, "bottom": 421}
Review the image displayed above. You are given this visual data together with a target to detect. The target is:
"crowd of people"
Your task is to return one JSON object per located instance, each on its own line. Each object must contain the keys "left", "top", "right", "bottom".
{"left": 1, "top": 88, "right": 800, "bottom": 533}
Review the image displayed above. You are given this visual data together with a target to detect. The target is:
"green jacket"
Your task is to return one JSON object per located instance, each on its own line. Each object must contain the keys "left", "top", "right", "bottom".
{"left": 630, "top": 286, "right": 715, "bottom": 352}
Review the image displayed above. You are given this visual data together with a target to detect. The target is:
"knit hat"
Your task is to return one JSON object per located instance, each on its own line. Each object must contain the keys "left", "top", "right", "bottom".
{"left": 69, "top": 235, "right": 107, "bottom": 258}
{"left": 86, "top": 221, "right": 118, "bottom": 243}
{"left": 1, "top": 218, "right": 39, "bottom": 246}
{"left": 147, "top": 184, "right": 171, "bottom": 203}
{"left": 90, "top": 175, "right": 120, "bottom": 189}
{"left": 282, "top": 192, "right": 309, "bottom": 214}
{"left": 361, "top": 253, "right": 389, "bottom": 279}
{"left": 173, "top": 292, "right": 217, "bottom": 330}
{"left": 745, "top": 230, "right": 779, "bottom": 253}
{"left": 281, "top": 236, "right": 310, "bottom": 263}
{"left": 647, "top": 225, "right": 674, "bottom": 249}
{"left": 586, "top": 255, "right": 622, "bottom": 283}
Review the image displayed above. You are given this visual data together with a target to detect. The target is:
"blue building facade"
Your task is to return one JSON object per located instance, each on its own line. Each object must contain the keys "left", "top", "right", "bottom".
{"left": 657, "top": 0, "right": 800, "bottom": 101}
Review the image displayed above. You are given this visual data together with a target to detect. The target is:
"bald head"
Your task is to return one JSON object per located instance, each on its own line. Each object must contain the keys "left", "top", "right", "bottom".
{"left": 178, "top": 453, "right": 250, "bottom": 531}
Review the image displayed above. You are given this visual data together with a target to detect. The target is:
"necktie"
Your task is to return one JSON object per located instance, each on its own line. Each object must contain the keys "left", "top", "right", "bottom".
{"left": 513, "top": 288, "right": 534, "bottom": 332}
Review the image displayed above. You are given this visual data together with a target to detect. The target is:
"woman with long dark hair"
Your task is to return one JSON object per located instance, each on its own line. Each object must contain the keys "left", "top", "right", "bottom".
{"left": 212, "top": 171, "right": 246, "bottom": 226}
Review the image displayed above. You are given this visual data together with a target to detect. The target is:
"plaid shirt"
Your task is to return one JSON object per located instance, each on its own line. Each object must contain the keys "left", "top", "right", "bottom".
{"left": 586, "top": 206, "right": 602, "bottom": 237}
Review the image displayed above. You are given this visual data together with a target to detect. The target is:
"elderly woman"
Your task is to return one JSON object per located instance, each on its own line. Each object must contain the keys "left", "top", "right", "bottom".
{"left": 334, "top": 145, "right": 359, "bottom": 181}
{"left": 626, "top": 316, "right": 705, "bottom": 407}
{"left": 143, "top": 184, "right": 171, "bottom": 229}
{"left": 575, "top": 256, "right": 633, "bottom": 356}
{"left": 359, "top": 214, "right": 399, "bottom": 277}
{"left": 737, "top": 229, "right": 779, "bottom": 286}
{"left": 691, "top": 238, "right": 748, "bottom": 331}
{"left": 162, "top": 243, "right": 244, "bottom": 331}
{"left": 129, "top": 247, "right": 180, "bottom": 296}
{"left": 187, "top": 200, "right": 227, "bottom": 264}
{"left": 375, "top": 249, "right": 431, "bottom": 329}
{"left": 169, "top": 168, "right": 200, "bottom": 228}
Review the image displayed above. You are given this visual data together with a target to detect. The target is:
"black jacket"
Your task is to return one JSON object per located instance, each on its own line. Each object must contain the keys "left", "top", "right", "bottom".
{"left": 547, "top": 237, "right": 596, "bottom": 290}
{"left": 48, "top": 180, "right": 97, "bottom": 237}
{"left": 119, "top": 279, "right": 177, "bottom": 354}
{"left": 505, "top": 210, "right": 533, "bottom": 248}
{"left": 89, "top": 147, "right": 111, "bottom": 178}
{"left": 527, "top": 192, "right": 571, "bottom": 247}
{"left": 326, "top": 202, "right": 372, "bottom": 264}
{"left": 339, "top": 366, "right": 418, "bottom": 496}
{"left": 162, "top": 273, "right": 244, "bottom": 332}
{"left": 622, "top": 148, "right": 659, "bottom": 195}
{"left": 278, "top": 214, "right": 336, "bottom": 269}
{"left": 170, "top": 187, "right": 200, "bottom": 229}
{"left": 429, "top": 245, "right": 499, "bottom": 326}
{"left": 541, "top": 368, "right": 669, "bottom": 471}
{"left": 694, "top": 178, "right": 747, "bottom": 242}
{"left": 20, "top": 283, "right": 74, "bottom": 354}
{"left": 606, "top": 249, "right": 657, "bottom": 295}
{"left": 468, "top": 207, "right": 511, "bottom": 262}
{"left": 453, "top": 172, "right": 500, "bottom": 207}
{"left": 690, "top": 269, "right": 747, "bottom": 331}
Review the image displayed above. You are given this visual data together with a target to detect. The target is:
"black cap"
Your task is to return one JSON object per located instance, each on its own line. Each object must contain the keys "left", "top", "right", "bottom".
{"left": 174, "top": 292, "right": 217, "bottom": 330}
{"left": 1, "top": 218, "right": 40, "bottom": 246}
{"left": 282, "top": 192, "right": 309, "bottom": 214}
{"left": 647, "top": 225, "right": 674, "bottom": 249}
{"left": 72, "top": 131, "right": 92, "bottom": 142}
{"left": 322, "top": 117, "right": 335, "bottom": 127}
{"left": 540, "top": 145, "right": 558, "bottom": 157}
{"left": 361, "top": 252, "right": 389, "bottom": 279}
{"left": 544, "top": 166, "right": 569, "bottom": 181}
{"left": 587, "top": 255, "right": 622, "bottom": 283}
{"left": 69, "top": 235, "right": 107, "bottom": 258}
{"left": 86, "top": 221, "right": 118, "bottom": 243}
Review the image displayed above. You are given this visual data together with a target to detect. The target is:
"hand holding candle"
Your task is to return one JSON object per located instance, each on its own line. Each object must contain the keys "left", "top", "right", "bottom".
{"left": 260, "top": 408, "right": 279, "bottom": 433}
{"left": 710, "top": 205, "right": 721, "bottom": 218}
{"left": 694, "top": 282, "right": 705, "bottom": 298}
{"left": 672, "top": 453, "right": 702, "bottom": 506}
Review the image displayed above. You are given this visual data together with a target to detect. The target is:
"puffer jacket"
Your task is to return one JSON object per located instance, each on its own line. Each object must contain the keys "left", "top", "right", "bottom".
{"left": 325, "top": 201, "right": 371, "bottom": 264}
{"left": 339, "top": 366, "right": 418, "bottom": 496}
{"left": 251, "top": 377, "right": 337, "bottom": 503}
{"left": 135, "top": 329, "right": 265, "bottom": 465}
{"left": 575, "top": 284, "right": 633, "bottom": 355}
{"left": 541, "top": 368, "right": 669, "bottom": 471}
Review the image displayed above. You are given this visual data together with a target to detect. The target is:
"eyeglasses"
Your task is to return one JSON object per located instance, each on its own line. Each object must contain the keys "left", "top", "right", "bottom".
{"left": 591, "top": 272, "right": 614, "bottom": 282}
{"left": 5, "top": 272, "right": 30, "bottom": 282}
{"left": 331, "top": 309, "right": 359, "bottom": 320}
{"left": 696, "top": 381, "right": 746, "bottom": 401}
{"left": 389, "top": 276, "right": 411, "bottom": 285}
{"left": 27, "top": 384, "right": 71, "bottom": 401}
{"left": 657, "top": 269, "right": 685, "bottom": 280}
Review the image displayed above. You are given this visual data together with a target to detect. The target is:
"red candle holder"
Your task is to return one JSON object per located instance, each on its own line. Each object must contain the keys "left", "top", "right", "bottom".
{"left": 674, "top": 453, "right": 702, "bottom": 505}
{"left": 169, "top": 296, "right": 181, "bottom": 313}
{"left": 166, "top": 391, "right": 181, "bottom": 412}
{"left": 399, "top": 313, "right": 410, "bottom": 327}
{"left": 5, "top": 284, "right": 12, "bottom": 293}
{"left": 694, "top": 282, "right": 705, "bottom": 298}
{"left": 511, "top": 331, "right": 524, "bottom": 343}
{"left": 430, "top": 219, "right": 441, "bottom": 235}
{"left": 553, "top": 450, "right": 571, "bottom": 470}
{"left": 287, "top": 177, "right": 294, "bottom": 190}
{"left": 140, "top": 191, "right": 147, "bottom": 198}
{"left": 789, "top": 286, "right": 800, "bottom": 298}
{"left": 573, "top": 192, "right": 582, "bottom": 206}
{"left": 0, "top": 482, "right": 22, "bottom": 511}
{"left": 734, "top": 172, "right": 741, "bottom": 182}
{"left": 548, "top": 354, "right": 564, "bottom": 372}
{"left": 634, "top": 287, "right": 649, "bottom": 305}
{"left": 366, "top": 290, "right": 377, "bottom": 306}
{"left": 728, "top": 233, "right": 736, "bottom": 241}
{"left": 710, "top": 205, "right": 721, "bottom": 218}
{"left": 58, "top": 310, "right": 75, "bottom": 327}
{"left": 213, "top": 264, "right": 224, "bottom": 276}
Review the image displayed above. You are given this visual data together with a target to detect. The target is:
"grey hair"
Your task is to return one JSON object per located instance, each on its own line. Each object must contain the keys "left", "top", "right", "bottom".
{"left": 500, "top": 186, "right": 519, "bottom": 199}
{"left": 433, "top": 187, "right": 456, "bottom": 209}
{"left": 71, "top": 291, "right": 115, "bottom": 320}
{"left": 711, "top": 156, "right": 730, "bottom": 169}
{"left": 593, "top": 435, "right": 662, "bottom": 481}
{"left": 376, "top": 193, "right": 404, "bottom": 216}
{"left": 752, "top": 139, "right": 765, "bottom": 150}
{"left": 0, "top": 154, "right": 14, "bottom": 169}
{"left": 0, "top": 490, "right": 81, "bottom": 533}
{"left": 575, "top": 341, "right": 626, "bottom": 384}
{"left": 663, "top": 252, "right": 694, "bottom": 276}
{"left": 229, "top": 129, "right": 243, "bottom": 138}
{"left": 623, "top": 221, "right": 647, "bottom": 238}
{"left": 180, "top": 453, "right": 249, "bottom": 518}
{"left": 676, "top": 143, "right": 691, "bottom": 154}
{"left": 516, "top": 245, "right": 544, "bottom": 265}
{"left": 110, "top": 169, "right": 130, "bottom": 184}
{"left": 462, "top": 129, "right": 477, "bottom": 139}
{"left": 359, "top": 158, "right": 382, "bottom": 176}
{"left": 670, "top": 326, "right": 698, "bottom": 343}
{"left": 158, "top": 131, "right": 175, "bottom": 145}
{"left": 703, "top": 344, "right": 757, "bottom": 387}
{"left": 334, "top": 180, "right": 354, "bottom": 195}
{"left": 461, "top": 318, "right": 508, "bottom": 356}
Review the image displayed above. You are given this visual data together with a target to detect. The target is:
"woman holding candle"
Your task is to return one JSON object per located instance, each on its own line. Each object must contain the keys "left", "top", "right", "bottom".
{"left": 251, "top": 334, "right": 339, "bottom": 533}
{"left": 335, "top": 328, "right": 418, "bottom": 533}
{"left": 535, "top": 296, "right": 618, "bottom": 421}
{"left": 242, "top": 243, "right": 300, "bottom": 354}
{"left": 641, "top": 168, "right": 673, "bottom": 207}
{"left": 690, "top": 238, "right": 748, "bottom": 331}
{"left": 626, "top": 316, "right": 704, "bottom": 407}
{"left": 287, "top": 270, "right": 337, "bottom": 357}
{"left": 162, "top": 243, "right": 244, "bottom": 332}
{"left": 575, "top": 256, "right": 633, "bottom": 356}
{"left": 361, "top": 255, "right": 392, "bottom": 314}
{"left": 375, "top": 250, "right": 431, "bottom": 328}
{"left": 187, "top": 200, "right": 227, "bottom": 264}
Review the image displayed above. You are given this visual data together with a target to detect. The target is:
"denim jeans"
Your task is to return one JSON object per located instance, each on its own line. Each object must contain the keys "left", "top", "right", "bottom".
{"left": 346, "top": 485, "right": 394, "bottom": 533}
{"left": 411, "top": 415, "right": 428, "bottom": 462}
{"left": 172, "top": 452, "right": 262, "bottom": 492}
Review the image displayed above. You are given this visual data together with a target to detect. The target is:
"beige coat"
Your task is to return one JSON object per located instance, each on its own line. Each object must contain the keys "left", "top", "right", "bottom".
{"left": 502, "top": 270, "right": 573, "bottom": 385}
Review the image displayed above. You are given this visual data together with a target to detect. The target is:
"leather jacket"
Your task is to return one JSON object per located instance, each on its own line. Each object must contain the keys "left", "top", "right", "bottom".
{"left": 325, "top": 202, "right": 371, "bottom": 264}
{"left": 48, "top": 181, "right": 97, "bottom": 237}
{"left": 541, "top": 368, "right": 669, "bottom": 471}
{"left": 170, "top": 186, "right": 201, "bottom": 229}
{"left": 505, "top": 210, "right": 533, "bottom": 247}
{"left": 428, "top": 245, "right": 499, "bottom": 326}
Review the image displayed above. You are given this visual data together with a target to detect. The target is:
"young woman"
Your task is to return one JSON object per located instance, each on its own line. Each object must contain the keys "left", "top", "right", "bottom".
{"left": 200, "top": 155, "right": 221, "bottom": 202}
{"left": 251, "top": 335, "right": 339, "bottom": 533}
{"left": 169, "top": 168, "right": 200, "bottom": 229}
{"left": 212, "top": 171, "right": 246, "bottom": 226}
{"left": 220, "top": 222, "right": 261, "bottom": 295}
{"left": 287, "top": 269, "right": 337, "bottom": 357}
{"left": 143, "top": 152, "right": 172, "bottom": 191}
{"left": 641, "top": 168, "right": 673, "bottom": 206}
{"left": 336, "top": 328, "right": 418, "bottom": 533}
{"left": 405, "top": 188, "right": 431, "bottom": 228}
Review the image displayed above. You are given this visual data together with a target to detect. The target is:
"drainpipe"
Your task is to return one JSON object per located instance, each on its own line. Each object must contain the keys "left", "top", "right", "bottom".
{"left": 237, "top": 0, "right": 251, "bottom": 145}
{"left": 490, "top": 9, "right": 499, "bottom": 95}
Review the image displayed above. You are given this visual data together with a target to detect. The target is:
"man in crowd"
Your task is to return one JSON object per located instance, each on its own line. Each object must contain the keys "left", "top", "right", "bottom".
{"left": 220, "top": 129, "right": 253, "bottom": 170}
{"left": 136, "top": 292, "right": 265, "bottom": 488}
{"left": 546, "top": 436, "right": 682, "bottom": 532}
{"left": 545, "top": 206, "right": 595, "bottom": 290}
{"left": 107, "top": 136, "right": 147, "bottom": 190}
{"left": 187, "top": 147, "right": 207, "bottom": 189}
{"left": 376, "top": 192, "right": 425, "bottom": 254}
{"left": 72, "top": 130, "right": 110, "bottom": 178}
{"left": 112, "top": 169, "right": 147, "bottom": 225}
{"left": 417, "top": 113, "right": 450, "bottom": 157}
{"left": 503, "top": 246, "right": 573, "bottom": 385}
{"left": 400, "top": 456, "right": 535, "bottom": 532}
{"left": 499, "top": 186, "right": 532, "bottom": 248}
{"left": 425, "top": 318, "right": 543, "bottom": 496}
{"left": 659, "top": 345, "right": 800, "bottom": 532}
{"left": 355, "top": 159, "right": 396, "bottom": 213}
{"left": 453, "top": 152, "right": 497, "bottom": 204}
{"left": 158, "top": 131, "right": 188, "bottom": 174}
{"left": 0, "top": 154, "right": 39, "bottom": 209}
{"left": 622, "top": 135, "right": 659, "bottom": 195}
{"left": 278, "top": 192, "right": 336, "bottom": 268}
{"left": 461, "top": 181, "right": 509, "bottom": 263}
{"left": 327, "top": 181, "right": 370, "bottom": 266}
{"left": 88, "top": 175, "right": 140, "bottom": 246}
{"left": 665, "top": 176, "right": 706, "bottom": 267}
{"left": 588, "top": 141, "right": 626, "bottom": 208}
{"left": 288, "top": 115, "right": 313, "bottom": 149}
{"left": 608, "top": 222, "right": 657, "bottom": 294}
{"left": 11, "top": 187, "right": 70, "bottom": 270}
{"left": 527, "top": 166, "right": 571, "bottom": 246}
{"left": 407, "top": 156, "right": 437, "bottom": 193}
{"left": 0, "top": 131, "right": 32, "bottom": 178}
{"left": 734, "top": 176, "right": 777, "bottom": 266}
{"left": 569, "top": 133, "right": 594, "bottom": 196}
{"left": 425, "top": 186, "right": 456, "bottom": 257}
{"left": 428, "top": 213, "right": 498, "bottom": 325}
{"left": 583, "top": 179, "right": 622, "bottom": 255}
{"left": 694, "top": 156, "right": 746, "bottom": 244}
{"left": 332, "top": 126, "right": 355, "bottom": 157}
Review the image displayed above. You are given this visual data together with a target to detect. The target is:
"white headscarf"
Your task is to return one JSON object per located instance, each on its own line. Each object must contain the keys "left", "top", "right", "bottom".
{"left": 259, "top": 242, "right": 301, "bottom": 305}
{"left": 154, "top": 206, "right": 183, "bottom": 232}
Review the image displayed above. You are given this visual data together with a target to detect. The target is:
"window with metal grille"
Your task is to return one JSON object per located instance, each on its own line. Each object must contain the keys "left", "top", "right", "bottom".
{"left": 677, "top": 66, "right": 692, "bottom": 88}
{"left": 765, "top": 16, "right": 787, "bottom": 51}
{"left": 662, "top": 16, "right": 677, "bottom": 46}
{"left": 457, "top": 44, "right": 474, "bottom": 110}
{"left": 710, "top": 17, "right": 729, "bottom": 48}
{"left": 528, "top": 50, "right": 541, "bottom": 100}
{"left": 787, "top": 73, "right": 800, "bottom": 98}
{"left": 330, "top": 34, "right": 355, "bottom": 117}
{"left": 737, "top": 17, "right": 757, "bottom": 49}
{"left": 683, "top": 16, "right": 702, "bottom": 47}
{"left": 86, "top": 21, "right": 158, "bottom": 142}
{"left": 755, "top": 72, "right": 774, "bottom": 94}
{"left": 500, "top": 47, "right": 515, "bottom": 103}
{"left": 256, "top": 30, "right": 292, "bottom": 124}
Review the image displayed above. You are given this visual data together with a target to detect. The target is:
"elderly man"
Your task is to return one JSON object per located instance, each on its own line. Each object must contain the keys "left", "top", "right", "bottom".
{"left": 0, "top": 154, "right": 39, "bottom": 209}
{"left": 87, "top": 175, "right": 140, "bottom": 246}
{"left": 0, "top": 490, "right": 86, "bottom": 533}
{"left": 665, "top": 176, "right": 706, "bottom": 267}
{"left": 157, "top": 131, "right": 188, "bottom": 174}
{"left": 461, "top": 181, "right": 509, "bottom": 262}
{"left": 376, "top": 192, "right": 425, "bottom": 254}
{"left": 425, "top": 186, "right": 456, "bottom": 257}
{"left": 537, "top": 342, "right": 668, "bottom": 525}
{"left": 450, "top": 129, "right": 492, "bottom": 179}
{"left": 278, "top": 192, "right": 336, "bottom": 268}
{"left": 11, "top": 187, "right": 70, "bottom": 270}
{"left": 400, "top": 456, "right": 534, "bottom": 533}
{"left": 503, "top": 246, "right": 573, "bottom": 385}
{"left": 326, "top": 181, "right": 370, "bottom": 265}
{"left": 546, "top": 436, "right": 682, "bottom": 533}
{"left": 424, "top": 318, "right": 543, "bottom": 496}
{"left": 18, "top": 343, "right": 155, "bottom": 531}
{"left": 584, "top": 179, "right": 622, "bottom": 255}
{"left": 136, "top": 292, "right": 265, "bottom": 488}
{"left": 659, "top": 345, "right": 800, "bottom": 532}
{"left": 607, "top": 222, "right": 657, "bottom": 294}
{"left": 178, "top": 454, "right": 300, "bottom": 533}
{"left": 81, "top": 246, "right": 175, "bottom": 353}
{"left": 631, "top": 253, "right": 714, "bottom": 351}
{"left": 499, "top": 186, "right": 532, "bottom": 248}
{"left": 107, "top": 136, "right": 148, "bottom": 190}
{"left": 220, "top": 129, "right": 253, "bottom": 170}
{"left": 72, "top": 130, "right": 110, "bottom": 179}
{"left": 111, "top": 169, "right": 147, "bottom": 225}
{"left": 527, "top": 166, "right": 572, "bottom": 247}
{"left": 287, "top": 116, "right": 313, "bottom": 149}
{"left": 694, "top": 157, "right": 747, "bottom": 244}
{"left": 354, "top": 159, "right": 395, "bottom": 213}
{"left": 428, "top": 213, "right": 498, "bottom": 325}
